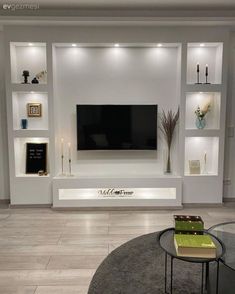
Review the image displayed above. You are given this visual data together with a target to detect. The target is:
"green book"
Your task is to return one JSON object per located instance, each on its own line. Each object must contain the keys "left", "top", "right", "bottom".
{"left": 174, "top": 234, "right": 216, "bottom": 258}
{"left": 174, "top": 215, "right": 204, "bottom": 234}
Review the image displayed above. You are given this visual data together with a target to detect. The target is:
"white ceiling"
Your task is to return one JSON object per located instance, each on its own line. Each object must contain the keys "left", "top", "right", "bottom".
{"left": 1, "top": 0, "right": 235, "bottom": 9}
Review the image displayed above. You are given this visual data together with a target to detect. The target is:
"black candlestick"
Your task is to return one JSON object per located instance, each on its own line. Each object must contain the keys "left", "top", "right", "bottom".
{"left": 195, "top": 63, "right": 202, "bottom": 84}
{"left": 204, "top": 64, "right": 211, "bottom": 84}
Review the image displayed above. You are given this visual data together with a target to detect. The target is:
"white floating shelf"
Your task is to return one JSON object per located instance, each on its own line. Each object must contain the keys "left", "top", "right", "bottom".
{"left": 13, "top": 130, "right": 49, "bottom": 138}
{"left": 185, "top": 130, "right": 220, "bottom": 137}
{"left": 16, "top": 173, "right": 50, "bottom": 178}
{"left": 185, "top": 84, "right": 222, "bottom": 92}
{"left": 184, "top": 173, "right": 218, "bottom": 177}
{"left": 11, "top": 83, "right": 48, "bottom": 92}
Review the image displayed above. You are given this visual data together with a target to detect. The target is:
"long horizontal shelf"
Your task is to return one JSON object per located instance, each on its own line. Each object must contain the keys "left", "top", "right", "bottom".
{"left": 13, "top": 129, "right": 49, "bottom": 137}
{"left": 11, "top": 83, "right": 48, "bottom": 93}
{"left": 16, "top": 174, "right": 50, "bottom": 178}
{"left": 184, "top": 129, "right": 220, "bottom": 137}
{"left": 185, "top": 84, "right": 222, "bottom": 93}
{"left": 184, "top": 173, "right": 218, "bottom": 177}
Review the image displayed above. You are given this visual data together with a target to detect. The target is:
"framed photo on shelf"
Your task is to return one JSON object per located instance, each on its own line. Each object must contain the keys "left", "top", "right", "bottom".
{"left": 26, "top": 143, "right": 47, "bottom": 174}
{"left": 189, "top": 160, "right": 201, "bottom": 174}
{"left": 27, "top": 103, "right": 42, "bottom": 117}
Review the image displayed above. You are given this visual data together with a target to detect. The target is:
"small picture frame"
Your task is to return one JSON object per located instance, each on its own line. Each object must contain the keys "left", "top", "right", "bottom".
{"left": 27, "top": 103, "right": 42, "bottom": 117}
{"left": 189, "top": 160, "right": 201, "bottom": 174}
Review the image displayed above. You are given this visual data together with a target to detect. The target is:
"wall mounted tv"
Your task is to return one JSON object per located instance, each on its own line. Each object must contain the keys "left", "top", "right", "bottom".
{"left": 76, "top": 104, "right": 158, "bottom": 150}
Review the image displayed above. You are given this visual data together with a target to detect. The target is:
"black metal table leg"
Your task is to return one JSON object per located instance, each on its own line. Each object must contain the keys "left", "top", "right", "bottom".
{"left": 201, "top": 263, "right": 204, "bottom": 294}
{"left": 165, "top": 252, "right": 168, "bottom": 293}
{"left": 170, "top": 256, "right": 174, "bottom": 294}
{"left": 216, "top": 260, "right": 220, "bottom": 294}
{"left": 205, "top": 262, "right": 209, "bottom": 291}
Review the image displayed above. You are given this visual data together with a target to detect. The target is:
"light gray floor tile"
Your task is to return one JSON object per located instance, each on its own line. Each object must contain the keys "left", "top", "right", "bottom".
{"left": 0, "top": 244, "right": 108, "bottom": 256}
{"left": 35, "top": 285, "right": 88, "bottom": 294}
{"left": 47, "top": 255, "right": 106, "bottom": 269}
{"left": 0, "top": 269, "right": 94, "bottom": 286}
{"left": 0, "top": 286, "right": 37, "bottom": 294}
{"left": 0, "top": 256, "right": 49, "bottom": 270}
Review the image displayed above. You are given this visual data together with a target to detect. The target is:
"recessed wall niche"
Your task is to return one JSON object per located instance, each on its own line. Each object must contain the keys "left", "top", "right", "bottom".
{"left": 10, "top": 42, "right": 47, "bottom": 84}
{"left": 12, "top": 92, "right": 48, "bottom": 130}
{"left": 184, "top": 136, "right": 219, "bottom": 176}
{"left": 14, "top": 137, "right": 50, "bottom": 177}
{"left": 187, "top": 43, "right": 223, "bottom": 85}
{"left": 185, "top": 92, "right": 221, "bottom": 130}
{"left": 54, "top": 44, "right": 181, "bottom": 176}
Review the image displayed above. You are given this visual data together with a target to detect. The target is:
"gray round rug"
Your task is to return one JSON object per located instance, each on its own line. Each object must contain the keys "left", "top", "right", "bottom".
{"left": 88, "top": 232, "right": 206, "bottom": 294}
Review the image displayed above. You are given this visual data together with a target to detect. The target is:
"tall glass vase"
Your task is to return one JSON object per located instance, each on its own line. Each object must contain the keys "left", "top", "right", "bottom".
{"left": 164, "top": 147, "right": 172, "bottom": 174}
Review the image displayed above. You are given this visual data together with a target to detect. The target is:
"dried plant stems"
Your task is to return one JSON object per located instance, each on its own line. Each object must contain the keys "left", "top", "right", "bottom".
{"left": 159, "top": 108, "right": 179, "bottom": 173}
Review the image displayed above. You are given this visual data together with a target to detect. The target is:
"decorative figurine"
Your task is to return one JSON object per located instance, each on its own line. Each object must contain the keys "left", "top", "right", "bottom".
{"left": 31, "top": 77, "right": 39, "bottom": 84}
{"left": 22, "top": 70, "right": 30, "bottom": 84}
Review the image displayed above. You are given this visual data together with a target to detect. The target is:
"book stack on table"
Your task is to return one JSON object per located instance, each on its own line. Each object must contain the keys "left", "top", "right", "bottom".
{"left": 173, "top": 215, "right": 216, "bottom": 258}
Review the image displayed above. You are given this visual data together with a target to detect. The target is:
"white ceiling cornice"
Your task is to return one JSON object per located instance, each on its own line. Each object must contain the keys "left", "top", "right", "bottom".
{"left": 2, "top": 16, "right": 235, "bottom": 27}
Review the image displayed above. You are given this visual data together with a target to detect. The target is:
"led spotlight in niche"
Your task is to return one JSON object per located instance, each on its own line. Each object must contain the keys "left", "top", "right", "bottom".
{"left": 157, "top": 43, "right": 163, "bottom": 47}
{"left": 114, "top": 44, "right": 120, "bottom": 47}
{"left": 72, "top": 44, "right": 77, "bottom": 47}
{"left": 200, "top": 43, "right": 205, "bottom": 47}
{"left": 28, "top": 43, "right": 33, "bottom": 46}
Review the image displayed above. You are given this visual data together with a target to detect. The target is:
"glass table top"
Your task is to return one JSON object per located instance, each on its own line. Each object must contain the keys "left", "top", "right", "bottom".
{"left": 159, "top": 228, "right": 224, "bottom": 263}
{"left": 208, "top": 222, "right": 235, "bottom": 271}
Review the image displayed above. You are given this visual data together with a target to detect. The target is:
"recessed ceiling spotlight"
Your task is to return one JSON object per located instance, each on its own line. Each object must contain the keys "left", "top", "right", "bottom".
{"left": 157, "top": 43, "right": 163, "bottom": 47}
{"left": 30, "top": 91, "right": 35, "bottom": 94}
{"left": 200, "top": 43, "right": 205, "bottom": 47}
{"left": 72, "top": 44, "right": 77, "bottom": 47}
{"left": 114, "top": 43, "right": 120, "bottom": 47}
{"left": 28, "top": 43, "right": 33, "bottom": 46}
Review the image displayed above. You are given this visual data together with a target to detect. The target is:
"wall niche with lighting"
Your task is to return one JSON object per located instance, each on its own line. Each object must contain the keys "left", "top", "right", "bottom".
{"left": 10, "top": 42, "right": 47, "bottom": 84}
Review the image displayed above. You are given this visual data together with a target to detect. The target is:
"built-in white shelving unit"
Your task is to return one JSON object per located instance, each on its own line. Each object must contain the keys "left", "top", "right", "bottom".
{"left": 6, "top": 41, "right": 53, "bottom": 204}
{"left": 181, "top": 42, "right": 227, "bottom": 203}
{"left": 4, "top": 27, "right": 228, "bottom": 207}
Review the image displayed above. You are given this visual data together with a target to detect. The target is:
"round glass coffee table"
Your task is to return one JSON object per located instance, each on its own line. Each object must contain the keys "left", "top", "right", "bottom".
{"left": 208, "top": 222, "right": 235, "bottom": 294}
{"left": 158, "top": 228, "right": 225, "bottom": 294}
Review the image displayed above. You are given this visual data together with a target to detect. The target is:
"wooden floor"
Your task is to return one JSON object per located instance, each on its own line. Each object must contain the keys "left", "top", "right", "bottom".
{"left": 0, "top": 205, "right": 234, "bottom": 294}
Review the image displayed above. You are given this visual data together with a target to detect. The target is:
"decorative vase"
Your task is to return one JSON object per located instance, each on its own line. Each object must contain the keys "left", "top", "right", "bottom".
{"left": 195, "top": 117, "right": 206, "bottom": 129}
{"left": 164, "top": 147, "right": 172, "bottom": 174}
{"left": 21, "top": 119, "right": 28, "bottom": 129}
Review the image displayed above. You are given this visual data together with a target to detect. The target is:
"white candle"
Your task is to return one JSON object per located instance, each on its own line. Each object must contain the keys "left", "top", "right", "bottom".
{"left": 61, "top": 138, "right": 64, "bottom": 156}
{"left": 68, "top": 142, "right": 71, "bottom": 160}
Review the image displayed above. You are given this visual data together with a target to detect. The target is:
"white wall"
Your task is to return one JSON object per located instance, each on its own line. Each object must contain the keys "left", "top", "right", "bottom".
{"left": 0, "top": 30, "right": 10, "bottom": 200}
{"left": 54, "top": 46, "right": 180, "bottom": 177}
{"left": 224, "top": 33, "right": 235, "bottom": 199}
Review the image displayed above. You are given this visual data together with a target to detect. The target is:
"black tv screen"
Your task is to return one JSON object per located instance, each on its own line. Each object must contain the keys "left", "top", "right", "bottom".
{"left": 76, "top": 105, "right": 157, "bottom": 150}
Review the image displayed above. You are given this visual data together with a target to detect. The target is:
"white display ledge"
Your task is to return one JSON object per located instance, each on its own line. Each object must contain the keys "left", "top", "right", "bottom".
{"left": 52, "top": 176, "right": 182, "bottom": 208}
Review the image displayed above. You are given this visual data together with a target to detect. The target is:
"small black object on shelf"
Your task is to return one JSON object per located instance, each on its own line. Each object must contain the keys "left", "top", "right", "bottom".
{"left": 204, "top": 64, "right": 211, "bottom": 84}
{"left": 22, "top": 70, "right": 30, "bottom": 84}
{"left": 195, "top": 63, "right": 202, "bottom": 84}
{"left": 31, "top": 77, "right": 39, "bottom": 84}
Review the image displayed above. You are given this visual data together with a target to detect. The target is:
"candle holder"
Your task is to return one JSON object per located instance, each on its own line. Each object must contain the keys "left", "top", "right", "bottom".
{"left": 203, "top": 153, "right": 208, "bottom": 174}
{"left": 59, "top": 154, "right": 66, "bottom": 176}
{"left": 204, "top": 65, "right": 211, "bottom": 84}
{"left": 68, "top": 158, "right": 74, "bottom": 177}
{"left": 195, "top": 63, "right": 202, "bottom": 84}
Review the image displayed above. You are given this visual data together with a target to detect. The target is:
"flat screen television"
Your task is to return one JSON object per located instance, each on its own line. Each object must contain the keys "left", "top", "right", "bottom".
{"left": 76, "top": 104, "right": 157, "bottom": 150}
